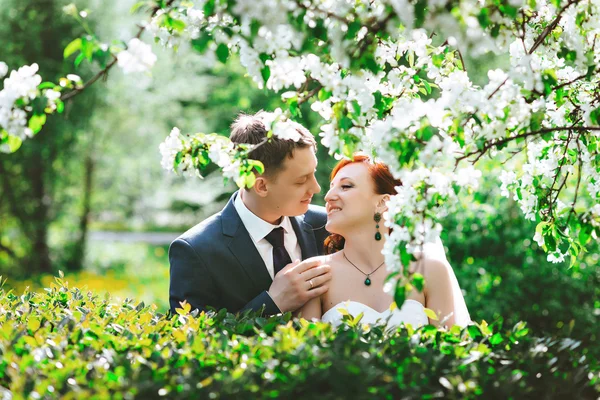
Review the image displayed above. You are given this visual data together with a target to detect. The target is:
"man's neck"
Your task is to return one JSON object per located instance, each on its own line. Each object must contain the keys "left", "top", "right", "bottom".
{"left": 239, "top": 190, "right": 283, "bottom": 225}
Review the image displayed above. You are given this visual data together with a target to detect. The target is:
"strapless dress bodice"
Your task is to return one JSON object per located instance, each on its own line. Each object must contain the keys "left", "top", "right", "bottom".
{"left": 321, "top": 299, "right": 429, "bottom": 328}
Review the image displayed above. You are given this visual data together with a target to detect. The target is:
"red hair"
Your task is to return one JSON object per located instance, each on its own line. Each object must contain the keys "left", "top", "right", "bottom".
{"left": 324, "top": 153, "right": 401, "bottom": 254}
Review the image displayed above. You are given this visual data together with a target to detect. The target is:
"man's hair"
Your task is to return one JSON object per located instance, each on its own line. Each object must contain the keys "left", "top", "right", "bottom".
{"left": 230, "top": 111, "right": 316, "bottom": 178}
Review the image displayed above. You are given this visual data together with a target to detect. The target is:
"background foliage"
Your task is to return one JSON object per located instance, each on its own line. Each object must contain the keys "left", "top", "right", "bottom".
{"left": 0, "top": 0, "right": 598, "bottom": 396}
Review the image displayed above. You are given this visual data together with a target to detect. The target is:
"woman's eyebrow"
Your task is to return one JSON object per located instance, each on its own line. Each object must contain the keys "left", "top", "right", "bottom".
{"left": 330, "top": 177, "right": 353, "bottom": 186}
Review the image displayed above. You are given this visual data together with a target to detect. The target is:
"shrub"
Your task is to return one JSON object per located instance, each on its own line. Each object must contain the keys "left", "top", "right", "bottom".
{"left": 0, "top": 279, "right": 598, "bottom": 399}
{"left": 443, "top": 171, "right": 600, "bottom": 359}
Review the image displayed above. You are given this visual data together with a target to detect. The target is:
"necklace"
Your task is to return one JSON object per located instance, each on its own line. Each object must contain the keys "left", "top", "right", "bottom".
{"left": 343, "top": 251, "right": 385, "bottom": 286}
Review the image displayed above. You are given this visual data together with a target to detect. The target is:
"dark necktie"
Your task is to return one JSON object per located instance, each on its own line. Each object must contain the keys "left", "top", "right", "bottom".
{"left": 264, "top": 227, "right": 292, "bottom": 276}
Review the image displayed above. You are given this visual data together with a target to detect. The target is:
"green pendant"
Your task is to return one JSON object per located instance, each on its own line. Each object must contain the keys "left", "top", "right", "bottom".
{"left": 364, "top": 277, "right": 371, "bottom": 286}
{"left": 375, "top": 232, "right": 382, "bottom": 241}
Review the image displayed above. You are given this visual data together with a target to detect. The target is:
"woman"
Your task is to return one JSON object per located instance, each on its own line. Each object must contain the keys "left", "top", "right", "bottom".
{"left": 296, "top": 154, "right": 470, "bottom": 328}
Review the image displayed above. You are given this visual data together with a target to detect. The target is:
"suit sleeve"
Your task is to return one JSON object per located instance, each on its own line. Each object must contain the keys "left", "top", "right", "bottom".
{"left": 240, "top": 291, "right": 281, "bottom": 316}
{"left": 169, "top": 238, "right": 218, "bottom": 315}
{"left": 169, "top": 238, "right": 282, "bottom": 316}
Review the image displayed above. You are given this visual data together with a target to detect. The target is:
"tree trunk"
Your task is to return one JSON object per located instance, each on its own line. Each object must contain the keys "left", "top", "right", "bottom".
{"left": 29, "top": 162, "right": 52, "bottom": 275}
{"left": 66, "top": 152, "right": 95, "bottom": 271}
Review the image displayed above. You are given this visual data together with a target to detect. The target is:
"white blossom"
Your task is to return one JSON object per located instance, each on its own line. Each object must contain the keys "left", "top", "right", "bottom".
{"left": 0, "top": 62, "right": 8, "bottom": 79}
{"left": 117, "top": 38, "right": 157, "bottom": 74}
{"left": 533, "top": 231, "right": 545, "bottom": 247}
{"left": 159, "top": 127, "right": 184, "bottom": 170}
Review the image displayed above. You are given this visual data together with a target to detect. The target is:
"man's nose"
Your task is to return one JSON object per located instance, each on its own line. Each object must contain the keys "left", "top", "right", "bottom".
{"left": 311, "top": 175, "right": 321, "bottom": 194}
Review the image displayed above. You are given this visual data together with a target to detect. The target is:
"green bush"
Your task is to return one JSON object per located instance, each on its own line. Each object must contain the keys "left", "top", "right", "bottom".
{"left": 443, "top": 167, "right": 600, "bottom": 359}
{"left": 0, "top": 280, "right": 598, "bottom": 399}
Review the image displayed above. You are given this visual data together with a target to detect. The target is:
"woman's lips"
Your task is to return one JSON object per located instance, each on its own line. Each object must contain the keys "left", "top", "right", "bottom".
{"left": 327, "top": 207, "right": 342, "bottom": 216}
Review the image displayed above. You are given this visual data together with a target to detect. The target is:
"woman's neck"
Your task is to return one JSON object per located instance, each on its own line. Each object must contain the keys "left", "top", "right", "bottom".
{"left": 342, "top": 230, "right": 386, "bottom": 272}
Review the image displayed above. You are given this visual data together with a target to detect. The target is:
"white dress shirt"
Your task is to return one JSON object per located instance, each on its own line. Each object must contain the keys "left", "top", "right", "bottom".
{"left": 234, "top": 193, "right": 302, "bottom": 280}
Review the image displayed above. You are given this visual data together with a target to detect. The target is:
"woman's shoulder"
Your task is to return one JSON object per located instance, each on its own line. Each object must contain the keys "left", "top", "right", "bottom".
{"left": 305, "top": 252, "right": 345, "bottom": 275}
{"left": 305, "top": 252, "right": 341, "bottom": 265}
{"left": 412, "top": 256, "right": 454, "bottom": 297}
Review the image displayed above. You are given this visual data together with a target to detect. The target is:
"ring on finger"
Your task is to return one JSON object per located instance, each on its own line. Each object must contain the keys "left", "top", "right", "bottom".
{"left": 309, "top": 279, "right": 314, "bottom": 289}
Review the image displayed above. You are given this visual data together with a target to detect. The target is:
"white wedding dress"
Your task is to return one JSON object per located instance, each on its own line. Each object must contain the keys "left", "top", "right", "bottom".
{"left": 322, "top": 299, "right": 429, "bottom": 328}
{"left": 320, "top": 237, "right": 471, "bottom": 329}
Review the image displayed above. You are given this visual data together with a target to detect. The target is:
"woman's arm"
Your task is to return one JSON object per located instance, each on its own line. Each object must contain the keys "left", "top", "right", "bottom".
{"left": 422, "top": 258, "right": 457, "bottom": 328}
{"left": 293, "top": 296, "right": 322, "bottom": 321}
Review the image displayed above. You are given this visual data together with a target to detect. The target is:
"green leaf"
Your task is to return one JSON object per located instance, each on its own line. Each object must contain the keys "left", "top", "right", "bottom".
{"left": 191, "top": 34, "right": 212, "bottom": 54}
{"left": 411, "top": 273, "right": 425, "bottom": 292}
{"left": 467, "top": 325, "right": 483, "bottom": 339}
{"left": 64, "top": 38, "right": 82, "bottom": 59}
{"left": 414, "top": 0, "right": 428, "bottom": 28}
{"left": 489, "top": 333, "right": 504, "bottom": 345}
{"left": 28, "top": 114, "right": 47, "bottom": 135}
{"left": 394, "top": 283, "right": 406, "bottom": 308}
{"left": 578, "top": 224, "right": 593, "bottom": 246}
{"left": 345, "top": 21, "right": 362, "bottom": 40}
{"left": 350, "top": 100, "right": 361, "bottom": 116}
{"left": 130, "top": 1, "right": 148, "bottom": 14}
{"left": 477, "top": 8, "right": 491, "bottom": 28}
{"left": 261, "top": 66, "right": 270, "bottom": 83}
{"left": 38, "top": 82, "right": 56, "bottom": 90}
{"left": 318, "top": 88, "right": 332, "bottom": 101}
{"left": 56, "top": 100, "right": 65, "bottom": 114}
{"left": 499, "top": 4, "right": 518, "bottom": 18}
{"left": 288, "top": 97, "right": 301, "bottom": 119}
{"left": 589, "top": 107, "right": 600, "bottom": 125}
{"left": 423, "top": 308, "right": 438, "bottom": 320}
{"left": 244, "top": 172, "right": 256, "bottom": 188}
{"left": 203, "top": 0, "right": 215, "bottom": 15}
{"left": 248, "top": 160, "right": 265, "bottom": 175}
{"left": 422, "top": 80, "right": 432, "bottom": 94}
{"left": 74, "top": 53, "right": 86, "bottom": 68}
{"left": 5, "top": 135, "right": 22, "bottom": 153}
{"left": 27, "top": 317, "right": 41, "bottom": 332}
{"left": 351, "top": 312, "right": 364, "bottom": 326}
{"left": 216, "top": 43, "right": 229, "bottom": 64}
{"left": 81, "top": 37, "right": 94, "bottom": 61}
{"left": 338, "top": 117, "right": 353, "bottom": 131}
{"left": 170, "top": 18, "right": 186, "bottom": 32}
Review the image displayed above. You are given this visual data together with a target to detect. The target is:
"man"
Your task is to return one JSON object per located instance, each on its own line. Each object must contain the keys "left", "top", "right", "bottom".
{"left": 169, "top": 112, "right": 331, "bottom": 316}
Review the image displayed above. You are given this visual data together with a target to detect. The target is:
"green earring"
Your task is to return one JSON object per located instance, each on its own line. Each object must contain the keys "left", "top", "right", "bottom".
{"left": 374, "top": 212, "right": 382, "bottom": 241}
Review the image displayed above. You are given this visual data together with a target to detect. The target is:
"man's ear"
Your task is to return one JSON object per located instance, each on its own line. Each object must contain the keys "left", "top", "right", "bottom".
{"left": 253, "top": 175, "right": 269, "bottom": 198}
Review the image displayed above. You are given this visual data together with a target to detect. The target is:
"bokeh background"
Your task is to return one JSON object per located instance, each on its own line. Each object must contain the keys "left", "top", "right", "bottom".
{"left": 1, "top": 0, "right": 598, "bottom": 355}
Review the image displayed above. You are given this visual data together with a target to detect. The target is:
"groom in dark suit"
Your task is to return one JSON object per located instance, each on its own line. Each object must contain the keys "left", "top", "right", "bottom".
{"left": 169, "top": 112, "right": 331, "bottom": 316}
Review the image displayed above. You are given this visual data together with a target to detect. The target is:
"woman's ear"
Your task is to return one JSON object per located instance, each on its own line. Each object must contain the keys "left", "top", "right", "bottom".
{"left": 377, "top": 194, "right": 391, "bottom": 212}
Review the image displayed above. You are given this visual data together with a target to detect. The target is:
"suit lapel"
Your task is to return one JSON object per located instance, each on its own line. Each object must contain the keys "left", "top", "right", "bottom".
{"left": 291, "top": 215, "right": 318, "bottom": 259}
{"left": 222, "top": 192, "right": 273, "bottom": 288}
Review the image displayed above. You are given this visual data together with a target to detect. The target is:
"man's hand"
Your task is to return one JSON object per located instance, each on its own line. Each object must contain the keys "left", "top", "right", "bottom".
{"left": 267, "top": 258, "right": 331, "bottom": 313}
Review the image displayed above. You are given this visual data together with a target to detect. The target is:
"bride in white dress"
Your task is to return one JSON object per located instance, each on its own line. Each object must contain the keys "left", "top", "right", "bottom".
{"left": 296, "top": 154, "right": 470, "bottom": 329}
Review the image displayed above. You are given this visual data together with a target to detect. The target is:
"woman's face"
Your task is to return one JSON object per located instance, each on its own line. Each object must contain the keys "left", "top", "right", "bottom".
{"left": 324, "top": 162, "right": 384, "bottom": 236}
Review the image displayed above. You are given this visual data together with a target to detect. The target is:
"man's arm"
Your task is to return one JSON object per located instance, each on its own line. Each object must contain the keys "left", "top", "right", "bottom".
{"left": 169, "top": 238, "right": 217, "bottom": 315}
{"left": 169, "top": 238, "right": 281, "bottom": 316}
{"left": 239, "top": 291, "right": 281, "bottom": 316}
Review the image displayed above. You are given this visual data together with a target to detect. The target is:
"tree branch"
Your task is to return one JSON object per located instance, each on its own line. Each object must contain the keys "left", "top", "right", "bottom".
{"left": 566, "top": 135, "right": 583, "bottom": 226}
{"left": 455, "top": 126, "right": 600, "bottom": 164}
{"left": 60, "top": 0, "right": 176, "bottom": 102}
{"left": 528, "top": 0, "right": 580, "bottom": 54}
{"left": 546, "top": 132, "right": 573, "bottom": 219}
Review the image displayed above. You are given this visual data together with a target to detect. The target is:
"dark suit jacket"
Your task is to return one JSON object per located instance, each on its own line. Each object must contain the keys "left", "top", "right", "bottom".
{"left": 169, "top": 192, "right": 329, "bottom": 316}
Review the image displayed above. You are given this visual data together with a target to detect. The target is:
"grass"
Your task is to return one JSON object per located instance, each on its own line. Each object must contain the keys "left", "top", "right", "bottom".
{"left": 6, "top": 241, "right": 171, "bottom": 312}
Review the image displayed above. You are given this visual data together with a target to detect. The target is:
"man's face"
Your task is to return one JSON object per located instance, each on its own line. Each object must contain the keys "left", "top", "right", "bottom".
{"left": 263, "top": 147, "right": 321, "bottom": 217}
